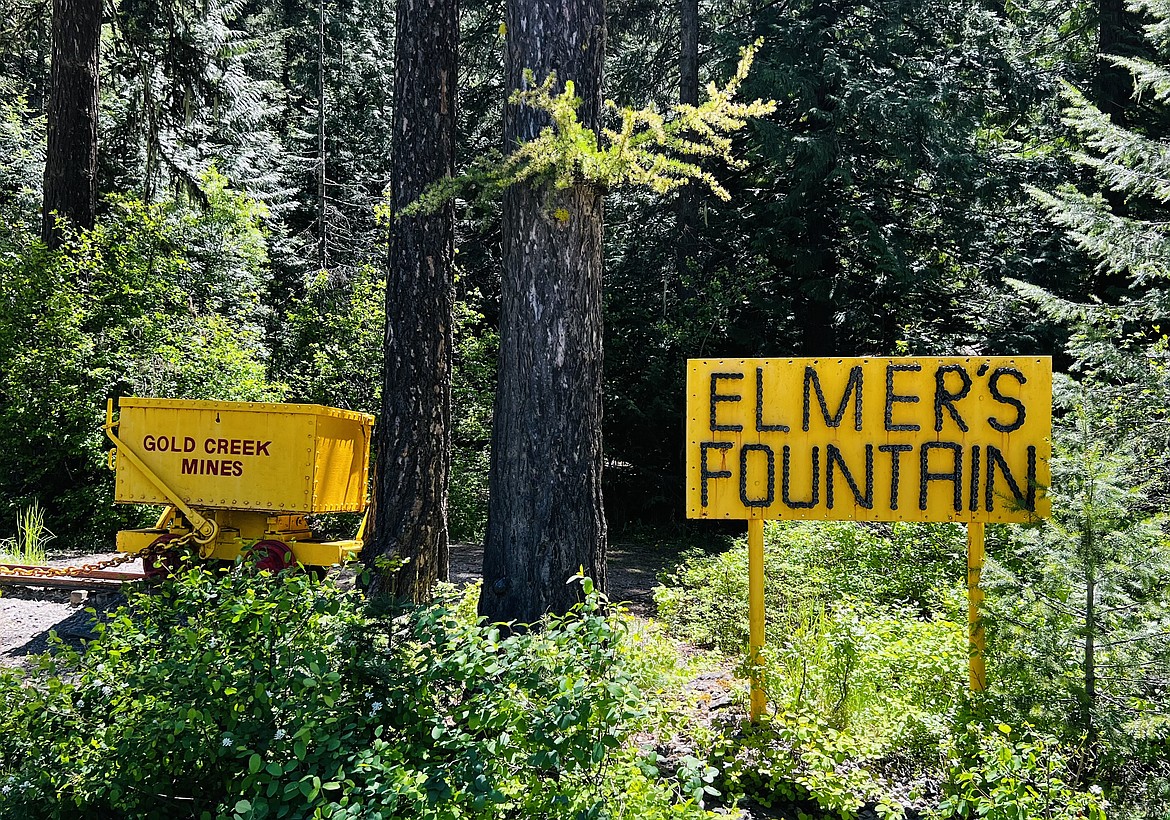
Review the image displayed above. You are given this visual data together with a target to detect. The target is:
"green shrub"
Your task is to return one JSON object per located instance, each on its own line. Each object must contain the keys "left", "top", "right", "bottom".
{"left": 0, "top": 174, "right": 285, "bottom": 549}
{"left": 765, "top": 601, "right": 966, "bottom": 746}
{"left": 654, "top": 520, "right": 965, "bottom": 653}
{"left": 704, "top": 600, "right": 965, "bottom": 819}
{"left": 0, "top": 567, "right": 723, "bottom": 820}
{"left": 655, "top": 522, "right": 972, "bottom": 817}
{"left": 930, "top": 722, "right": 1108, "bottom": 820}
{"left": 715, "top": 709, "right": 906, "bottom": 819}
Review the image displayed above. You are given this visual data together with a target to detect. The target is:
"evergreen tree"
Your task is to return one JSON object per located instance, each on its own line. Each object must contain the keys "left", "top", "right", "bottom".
{"left": 41, "top": 0, "right": 100, "bottom": 247}
{"left": 365, "top": 0, "right": 458, "bottom": 603}
{"left": 480, "top": 0, "right": 608, "bottom": 623}
{"left": 602, "top": 0, "right": 1057, "bottom": 524}
{"left": 103, "top": 0, "right": 288, "bottom": 205}
{"left": 1002, "top": 1, "right": 1170, "bottom": 804}
{"left": 1033, "top": 0, "right": 1170, "bottom": 299}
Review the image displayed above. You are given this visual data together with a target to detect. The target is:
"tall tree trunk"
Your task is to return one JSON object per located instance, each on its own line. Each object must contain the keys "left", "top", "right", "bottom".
{"left": 316, "top": 0, "right": 328, "bottom": 271}
{"left": 1096, "top": 0, "right": 1134, "bottom": 124}
{"left": 479, "top": 0, "right": 607, "bottom": 624}
{"left": 1082, "top": 531, "right": 1098, "bottom": 745}
{"left": 675, "top": 0, "right": 699, "bottom": 287}
{"left": 41, "top": 0, "right": 100, "bottom": 249}
{"left": 365, "top": 0, "right": 458, "bottom": 603}
{"left": 1094, "top": 0, "right": 1142, "bottom": 289}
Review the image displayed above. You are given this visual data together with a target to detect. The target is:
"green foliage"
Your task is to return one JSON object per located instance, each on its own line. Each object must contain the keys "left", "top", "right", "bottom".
{"left": 0, "top": 569, "right": 722, "bottom": 820}
{"left": 279, "top": 268, "right": 497, "bottom": 541}
{"left": 985, "top": 373, "right": 1170, "bottom": 818}
{"left": 1028, "top": 0, "right": 1170, "bottom": 335}
{"left": 281, "top": 265, "right": 387, "bottom": 414}
{"left": 716, "top": 710, "right": 907, "bottom": 819}
{"left": 447, "top": 299, "right": 497, "bottom": 541}
{"left": 0, "top": 172, "right": 285, "bottom": 546}
{"left": 931, "top": 722, "right": 1108, "bottom": 820}
{"left": 400, "top": 41, "right": 776, "bottom": 216}
{"left": 701, "top": 603, "right": 966, "bottom": 818}
{"left": 656, "top": 523, "right": 973, "bottom": 817}
{"left": 652, "top": 519, "right": 1129, "bottom": 818}
{"left": 103, "top": 0, "right": 289, "bottom": 202}
{"left": 765, "top": 602, "right": 966, "bottom": 743}
{"left": 0, "top": 80, "right": 43, "bottom": 221}
{"left": 1012, "top": 8, "right": 1170, "bottom": 814}
{"left": 655, "top": 521, "right": 965, "bottom": 652}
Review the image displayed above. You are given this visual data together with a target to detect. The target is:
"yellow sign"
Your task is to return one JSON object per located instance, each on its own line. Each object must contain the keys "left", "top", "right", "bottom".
{"left": 686, "top": 357, "right": 1051, "bottom": 523}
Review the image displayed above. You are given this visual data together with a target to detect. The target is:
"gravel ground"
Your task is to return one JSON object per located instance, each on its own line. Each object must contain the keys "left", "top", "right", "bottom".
{"left": 0, "top": 552, "right": 141, "bottom": 664}
{"left": 1, "top": 541, "right": 682, "bottom": 667}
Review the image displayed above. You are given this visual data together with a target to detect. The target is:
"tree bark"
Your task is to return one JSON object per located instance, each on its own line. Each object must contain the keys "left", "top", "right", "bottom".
{"left": 675, "top": 0, "right": 699, "bottom": 286}
{"left": 480, "top": 0, "right": 607, "bottom": 624}
{"left": 365, "top": 0, "right": 458, "bottom": 603}
{"left": 1082, "top": 533, "right": 1098, "bottom": 745}
{"left": 41, "top": 0, "right": 101, "bottom": 249}
{"left": 1096, "top": 0, "right": 1135, "bottom": 124}
{"left": 316, "top": 0, "right": 328, "bottom": 272}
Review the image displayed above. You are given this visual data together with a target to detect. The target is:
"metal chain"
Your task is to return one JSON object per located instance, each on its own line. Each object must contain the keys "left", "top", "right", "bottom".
{"left": 0, "top": 531, "right": 198, "bottom": 579}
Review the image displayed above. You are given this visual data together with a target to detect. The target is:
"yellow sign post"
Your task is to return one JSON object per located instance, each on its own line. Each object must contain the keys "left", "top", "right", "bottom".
{"left": 685, "top": 357, "right": 1051, "bottom": 719}
{"left": 967, "top": 521, "right": 987, "bottom": 691}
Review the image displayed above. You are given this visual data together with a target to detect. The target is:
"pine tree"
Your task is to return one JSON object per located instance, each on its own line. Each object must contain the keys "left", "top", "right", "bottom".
{"left": 479, "top": 0, "right": 608, "bottom": 623}
{"left": 1009, "top": 0, "right": 1170, "bottom": 795}
{"left": 365, "top": 0, "right": 458, "bottom": 603}
{"left": 41, "top": 0, "right": 100, "bottom": 247}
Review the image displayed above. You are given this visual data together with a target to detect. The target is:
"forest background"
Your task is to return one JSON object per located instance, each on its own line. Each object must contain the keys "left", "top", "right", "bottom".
{"left": 1, "top": 0, "right": 1169, "bottom": 817}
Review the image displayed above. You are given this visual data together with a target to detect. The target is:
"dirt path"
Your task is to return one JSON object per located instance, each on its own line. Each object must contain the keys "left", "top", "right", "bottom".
{"left": 2, "top": 541, "right": 683, "bottom": 666}
{"left": 449, "top": 540, "right": 685, "bottom": 615}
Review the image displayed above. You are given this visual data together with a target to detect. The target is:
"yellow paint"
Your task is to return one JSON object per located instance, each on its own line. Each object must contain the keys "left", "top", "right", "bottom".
{"left": 117, "top": 523, "right": 360, "bottom": 566}
{"left": 107, "top": 398, "right": 373, "bottom": 567}
{"left": 968, "top": 521, "right": 987, "bottom": 691}
{"left": 748, "top": 517, "right": 767, "bottom": 721}
{"left": 106, "top": 400, "right": 219, "bottom": 543}
{"left": 110, "top": 398, "right": 372, "bottom": 514}
{"left": 685, "top": 357, "right": 1052, "bottom": 523}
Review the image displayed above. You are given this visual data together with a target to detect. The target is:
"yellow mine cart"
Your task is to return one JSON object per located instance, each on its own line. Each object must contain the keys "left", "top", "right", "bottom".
{"left": 105, "top": 398, "right": 373, "bottom": 572}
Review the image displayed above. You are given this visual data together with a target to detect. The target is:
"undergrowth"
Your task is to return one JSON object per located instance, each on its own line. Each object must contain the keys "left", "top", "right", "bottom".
{"left": 0, "top": 566, "right": 722, "bottom": 820}
{"left": 653, "top": 521, "right": 1112, "bottom": 819}
{"left": 0, "top": 502, "right": 52, "bottom": 565}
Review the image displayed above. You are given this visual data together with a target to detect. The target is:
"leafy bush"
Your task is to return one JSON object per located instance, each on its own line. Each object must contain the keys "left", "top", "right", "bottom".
{"left": 766, "top": 601, "right": 966, "bottom": 746}
{"left": 716, "top": 709, "right": 908, "bottom": 819}
{"left": 701, "top": 599, "right": 965, "bottom": 819}
{"left": 654, "top": 520, "right": 965, "bottom": 652}
{"left": 654, "top": 523, "right": 975, "bottom": 817}
{"left": 0, "top": 80, "right": 43, "bottom": 224}
{"left": 0, "top": 567, "right": 723, "bottom": 820}
{"left": 0, "top": 174, "right": 285, "bottom": 548}
{"left": 930, "top": 722, "right": 1108, "bottom": 820}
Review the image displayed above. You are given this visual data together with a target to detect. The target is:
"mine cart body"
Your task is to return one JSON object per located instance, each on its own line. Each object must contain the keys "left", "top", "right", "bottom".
{"left": 106, "top": 398, "right": 373, "bottom": 567}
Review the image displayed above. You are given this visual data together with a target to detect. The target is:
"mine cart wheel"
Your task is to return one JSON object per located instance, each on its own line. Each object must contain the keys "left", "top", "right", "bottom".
{"left": 253, "top": 539, "right": 295, "bottom": 572}
{"left": 143, "top": 534, "right": 182, "bottom": 579}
